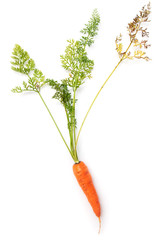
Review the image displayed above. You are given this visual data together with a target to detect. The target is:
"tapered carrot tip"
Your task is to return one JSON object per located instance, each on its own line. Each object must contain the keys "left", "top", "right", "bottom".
{"left": 98, "top": 217, "right": 101, "bottom": 234}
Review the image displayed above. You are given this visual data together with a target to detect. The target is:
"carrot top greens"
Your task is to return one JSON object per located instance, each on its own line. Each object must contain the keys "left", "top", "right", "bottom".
{"left": 11, "top": 4, "right": 151, "bottom": 163}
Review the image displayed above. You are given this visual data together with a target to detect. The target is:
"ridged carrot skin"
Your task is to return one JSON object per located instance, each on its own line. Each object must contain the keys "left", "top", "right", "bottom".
{"left": 73, "top": 161, "right": 101, "bottom": 218}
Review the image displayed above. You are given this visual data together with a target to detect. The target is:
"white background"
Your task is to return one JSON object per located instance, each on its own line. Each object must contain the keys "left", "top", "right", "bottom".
{"left": 0, "top": 0, "right": 166, "bottom": 239}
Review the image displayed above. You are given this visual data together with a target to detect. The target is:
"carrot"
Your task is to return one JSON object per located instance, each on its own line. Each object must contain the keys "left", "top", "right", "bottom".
{"left": 11, "top": 4, "right": 151, "bottom": 233}
{"left": 73, "top": 161, "right": 101, "bottom": 232}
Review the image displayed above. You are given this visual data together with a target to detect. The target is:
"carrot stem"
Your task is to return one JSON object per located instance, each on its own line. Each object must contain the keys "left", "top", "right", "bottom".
{"left": 75, "top": 58, "right": 123, "bottom": 149}
{"left": 75, "top": 40, "right": 134, "bottom": 150}
{"left": 38, "top": 92, "right": 73, "bottom": 158}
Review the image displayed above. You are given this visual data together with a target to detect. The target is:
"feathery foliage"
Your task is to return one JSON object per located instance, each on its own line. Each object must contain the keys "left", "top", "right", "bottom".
{"left": 60, "top": 39, "right": 94, "bottom": 89}
{"left": 47, "top": 79, "right": 75, "bottom": 131}
{"left": 47, "top": 9, "right": 100, "bottom": 152}
{"left": 80, "top": 9, "right": 100, "bottom": 47}
{"left": 11, "top": 4, "right": 151, "bottom": 163}
{"left": 115, "top": 2, "right": 151, "bottom": 61}
{"left": 60, "top": 9, "right": 100, "bottom": 90}
{"left": 11, "top": 44, "right": 35, "bottom": 75}
{"left": 11, "top": 45, "right": 46, "bottom": 93}
{"left": 45, "top": 9, "right": 100, "bottom": 156}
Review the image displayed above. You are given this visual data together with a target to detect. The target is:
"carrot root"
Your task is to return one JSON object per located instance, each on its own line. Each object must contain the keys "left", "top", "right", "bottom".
{"left": 73, "top": 161, "right": 101, "bottom": 228}
{"left": 98, "top": 216, "right": 101, "bottom": 234}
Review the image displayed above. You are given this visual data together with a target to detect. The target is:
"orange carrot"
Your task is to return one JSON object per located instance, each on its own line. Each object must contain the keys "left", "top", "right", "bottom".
{"left": 73, "top": 161, "right": 101, "bottom": 232}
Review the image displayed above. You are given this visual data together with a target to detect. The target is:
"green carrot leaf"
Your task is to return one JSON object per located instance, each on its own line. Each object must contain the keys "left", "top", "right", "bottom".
{"left": 11, "top": 45, "right": 46, "bottom": 93}
{"left": 60, "top": 9, "right": 100, "bottom": 90}
{"left": 11, "top": 44, "right": 35, "bottom": 75}
{"left": 47, "top": 79, "right": 76, "bottom": 130}
{"left": 80, "top": 8, "right": 100, "bottom": 47}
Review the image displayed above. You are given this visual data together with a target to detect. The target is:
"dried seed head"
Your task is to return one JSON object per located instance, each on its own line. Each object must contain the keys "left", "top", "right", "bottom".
{"left": 115, "top": 2, "right": 151, "bottom": 61}
{"left": 128, "top": 2, "right": 151, "bottom": 40}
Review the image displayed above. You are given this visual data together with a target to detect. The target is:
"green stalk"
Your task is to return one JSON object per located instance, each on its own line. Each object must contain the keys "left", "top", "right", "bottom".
{"left": 38, "top": 92, "right": 73, "bottom": 158}
{"left": 64, "top": 108, "right": 74, "bottom": 152}
{"left": 73, "top": 88, "right": 77, "bottom": 145}
{"left": 72, "top": 86, "right": 79, "bottom": 162}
